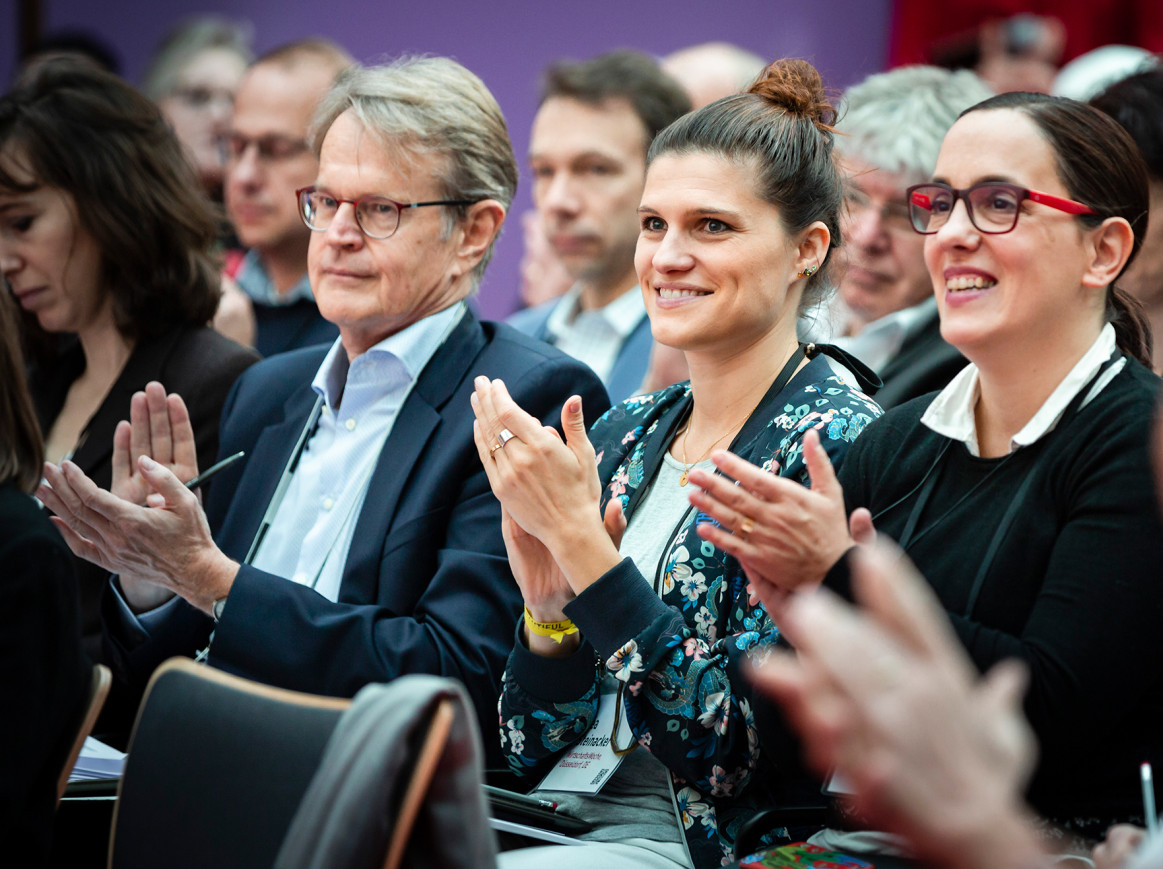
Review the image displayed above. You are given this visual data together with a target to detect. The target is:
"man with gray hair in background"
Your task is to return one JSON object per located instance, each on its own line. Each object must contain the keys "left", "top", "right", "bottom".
{"left": 820, "top": 66, "right": 994, "bottom": 408}
{"left": 42, "top": 57, "right": 608, "bottom": 757}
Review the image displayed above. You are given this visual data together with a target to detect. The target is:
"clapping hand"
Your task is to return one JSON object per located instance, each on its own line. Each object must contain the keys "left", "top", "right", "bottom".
{"left": 111, "top": 381, "right": 199, "bottom": 507}
{"left": 686, "top": 429, "right": 852, "bottom": 605}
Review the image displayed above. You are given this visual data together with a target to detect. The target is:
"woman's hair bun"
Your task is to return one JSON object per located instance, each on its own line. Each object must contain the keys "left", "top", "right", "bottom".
{"left": 748, "top": 58, "right": 837, "bottom": 130}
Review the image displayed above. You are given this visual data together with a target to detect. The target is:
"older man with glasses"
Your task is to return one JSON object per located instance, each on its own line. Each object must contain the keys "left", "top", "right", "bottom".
{"left": 40, "top": 57, "right": 610, "bottom": 757}
{"left": 812, "top": 66, "right": 993, "bottom": 408}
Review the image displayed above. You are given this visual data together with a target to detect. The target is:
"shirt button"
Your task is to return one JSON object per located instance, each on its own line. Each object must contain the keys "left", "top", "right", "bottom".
{"left": 345, "top": 418, "right": 356, "bottom": 431}
{"left": 323, "top": 497, "right": 334, "bottom": 510}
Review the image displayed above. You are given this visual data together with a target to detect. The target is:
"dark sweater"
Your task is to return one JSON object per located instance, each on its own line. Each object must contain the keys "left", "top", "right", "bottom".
{"left": 831, "top": 360, "right": 1163, "bottom": 829}
{"left": 0, "top": 483, "right": 90, "bottom": 866}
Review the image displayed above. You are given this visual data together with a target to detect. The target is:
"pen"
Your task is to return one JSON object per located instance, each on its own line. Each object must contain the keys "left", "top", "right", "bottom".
{"left": 1142, "top": 762, "right": 1158, "bottom": 837}
{"left": 185, "top": 451, "right": 246, "bottom": 492}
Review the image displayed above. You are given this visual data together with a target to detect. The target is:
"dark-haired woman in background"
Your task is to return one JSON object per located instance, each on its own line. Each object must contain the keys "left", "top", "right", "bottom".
{"left": 0, "top": 289, "right": 89, "bottom": 866}
{"left": 473, "top": 59, "right": 881, "bottom": 868}
{"left": 694, "top": 91, "right": 1163, "bottom": 844}
{"left": 0, "top": 60, "right": 258, "bottom": 659}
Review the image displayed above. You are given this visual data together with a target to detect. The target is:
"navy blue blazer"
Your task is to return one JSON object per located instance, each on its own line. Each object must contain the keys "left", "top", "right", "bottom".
{"left": 506, "top": 294, "right": 653, "bottom": 403}
{"left": 104, "top": 312, "right": 609, "bottom": 757}
{"left": 251, "top": 298, "right": 339, "bottom": 359}
{"left": 874, "top": 307, "right": 965, "bottom": 410}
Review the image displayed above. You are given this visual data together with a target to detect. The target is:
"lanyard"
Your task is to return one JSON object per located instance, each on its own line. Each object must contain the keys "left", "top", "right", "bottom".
{"left": 892, "top": 352, "right": 1121, "bottom": 619}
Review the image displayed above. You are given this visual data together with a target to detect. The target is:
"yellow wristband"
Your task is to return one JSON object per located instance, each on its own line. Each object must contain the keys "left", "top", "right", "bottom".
{"left": 523, "top": 607, "right": 579, "bottom": 644}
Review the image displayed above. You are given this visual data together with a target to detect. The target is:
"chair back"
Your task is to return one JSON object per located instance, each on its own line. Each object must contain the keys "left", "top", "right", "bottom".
{"left": 383, "top": 698, "right": 454, "bottom": 869}
{"left": 57, "top": 662, "right": 112, "bottom": 800}
{"left": 274, "top": 676, "right": 497, "bottom": 869}
{"left": 108, "top": 658, "right": 348, "bottom": 869}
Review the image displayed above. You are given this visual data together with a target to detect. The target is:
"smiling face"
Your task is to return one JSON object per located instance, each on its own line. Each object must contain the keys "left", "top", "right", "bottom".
{"left": 308, "top": 110, "right": 477, "bottom": 358}
{"left": 529, "top": 96, "right": 647, "bottom": 299}
{"left": 635, "top": 151, "right": 813, "bottom": 360}
{"left": 925, "top": 108, "right": 1108, "bottom": 366}
{"left": 839, "top": 155, "right": 932, "bottom": 329}
{"left": 0, "top": 155, "right": 106, "bottom": 336}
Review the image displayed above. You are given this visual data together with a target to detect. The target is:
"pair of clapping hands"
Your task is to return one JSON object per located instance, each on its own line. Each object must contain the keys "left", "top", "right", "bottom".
{"left": 470, "top": 378, "right": 1045, "bottom": 869}
{"left": 37, "top": 382, "right": 235, "bottom": 615}
{"left": 468, "top": 377, "right": 858, "bottom": 620}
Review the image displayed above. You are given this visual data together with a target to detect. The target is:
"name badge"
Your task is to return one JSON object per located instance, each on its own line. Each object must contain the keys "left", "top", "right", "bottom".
{"left": 533, "top": 690, "right": 634, "bottom": 795}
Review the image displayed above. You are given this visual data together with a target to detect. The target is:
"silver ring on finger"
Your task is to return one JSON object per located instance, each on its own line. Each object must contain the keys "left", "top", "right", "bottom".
{"left": 498, "top": 428, "right": 517, "bottom": 447}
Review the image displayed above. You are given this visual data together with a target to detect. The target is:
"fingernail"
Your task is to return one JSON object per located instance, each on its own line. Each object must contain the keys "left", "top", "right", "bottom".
{"left": 569, "top": 397, "right": 581, "bottom": 413}
{"left": 140, "top": 456, "right": 157, "bottom": 470}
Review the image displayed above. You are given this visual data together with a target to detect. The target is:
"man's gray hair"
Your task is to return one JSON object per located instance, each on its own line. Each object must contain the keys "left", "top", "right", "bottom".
{"left": 837, "top": 66, "right": 994, "bottom": 182}
{"left": 312, "top": 56, "right": 518, "bottom": 286}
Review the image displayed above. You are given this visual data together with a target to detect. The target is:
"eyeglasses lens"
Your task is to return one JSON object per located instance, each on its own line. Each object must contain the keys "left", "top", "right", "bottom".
{"left": 909, "top": 184, "right": 1023, "bottom": 234}
{"left": 299, "top": 190, "right": 401, "bottom": 239}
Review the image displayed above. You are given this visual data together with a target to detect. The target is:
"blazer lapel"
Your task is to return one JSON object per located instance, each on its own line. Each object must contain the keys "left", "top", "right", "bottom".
{"left": 338, "top": 311, "right": 487, "bottom": 604}
{"left": 216, "top": 384, "right": 321, "bottom": 560}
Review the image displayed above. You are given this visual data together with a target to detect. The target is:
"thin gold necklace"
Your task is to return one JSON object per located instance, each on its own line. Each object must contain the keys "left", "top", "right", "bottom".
{"left": 678, "top": 408, "right": 752, "bottom": 486}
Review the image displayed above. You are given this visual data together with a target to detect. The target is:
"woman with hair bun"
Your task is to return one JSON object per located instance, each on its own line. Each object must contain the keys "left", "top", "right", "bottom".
{"left": 696, "top": 90, "right": 1163, "bottom": 842}
{"left": 473, "top": 58, "right": 882, "bottom": 868}
{"left": 0, "top": 60, "right": 258, "bottom": 660}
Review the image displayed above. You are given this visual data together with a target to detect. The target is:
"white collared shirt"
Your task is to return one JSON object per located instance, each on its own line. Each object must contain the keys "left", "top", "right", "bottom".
{"left": 833, "top": 297, "right": 938, "bottom": 374}
{"left": 544, "top": 284, "right": 647, "bottom": 383}
{"left": 921, "top": 323, "right": 1123, "bottom": 457}
{"left": 248, "top": 303, "right": 464, "bottom": 601}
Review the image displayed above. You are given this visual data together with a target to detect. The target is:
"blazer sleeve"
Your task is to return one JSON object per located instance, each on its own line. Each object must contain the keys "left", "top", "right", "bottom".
{"left": 209, "top": 354, "right": 609, "bottom": 753}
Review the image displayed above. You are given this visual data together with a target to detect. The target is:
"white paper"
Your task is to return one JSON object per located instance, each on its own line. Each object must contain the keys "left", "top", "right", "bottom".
{"left": 68, "top": 736, "right": 127, "bottom": 782}
{"left": 533, "top": 691, "right": 634, "bottom": 795}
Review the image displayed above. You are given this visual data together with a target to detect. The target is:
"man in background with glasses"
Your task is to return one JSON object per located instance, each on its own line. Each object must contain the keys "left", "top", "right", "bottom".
{"left": 44, "top": 58, "right": 609, "bottom": 757}
{"left": 808, "top": 66, "right": 993, "bottom": 408}
{"left": 222, "top": 39, "right": 351, "bottom": 357}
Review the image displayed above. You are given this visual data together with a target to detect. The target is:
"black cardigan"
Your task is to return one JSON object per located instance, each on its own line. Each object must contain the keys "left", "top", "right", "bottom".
{"left": 828, "top": 359, "right": 1163, "bottom": 830}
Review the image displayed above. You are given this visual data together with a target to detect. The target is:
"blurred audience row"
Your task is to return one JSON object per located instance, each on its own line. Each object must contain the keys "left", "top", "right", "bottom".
{"left": 5, "top": 16, "right": 1163, "bottom": 869}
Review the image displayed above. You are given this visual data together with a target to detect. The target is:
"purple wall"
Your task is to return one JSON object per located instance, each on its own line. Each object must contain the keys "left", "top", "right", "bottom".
{"left": 6, "top": 0, "right": 892, "bottom": 318}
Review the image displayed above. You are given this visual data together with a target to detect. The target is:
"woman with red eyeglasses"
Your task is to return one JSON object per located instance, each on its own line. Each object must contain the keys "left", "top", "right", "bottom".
{"left": 690, "top": 92, "right": 1163, "bottom": 842}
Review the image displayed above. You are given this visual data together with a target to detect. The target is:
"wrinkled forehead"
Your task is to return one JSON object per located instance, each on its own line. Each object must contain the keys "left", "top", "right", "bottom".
{"left": 317, "top": 110, "right": 451, "bottom": 194}
{"left": 232, "top": 63, "right": 332, "bottom": 139}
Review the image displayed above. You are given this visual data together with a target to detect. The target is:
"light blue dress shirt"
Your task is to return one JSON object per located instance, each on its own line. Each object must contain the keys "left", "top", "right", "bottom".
{"left": 115, "top": 302, "right": 466, "bottom": 629}
{"left": 249, "top": 303, "right": 466, "bottom": 602}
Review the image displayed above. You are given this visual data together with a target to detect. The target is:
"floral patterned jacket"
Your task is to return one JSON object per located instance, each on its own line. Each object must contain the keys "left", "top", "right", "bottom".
{"left": 499, "top": 354, "right": 882, "bottom": 868}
